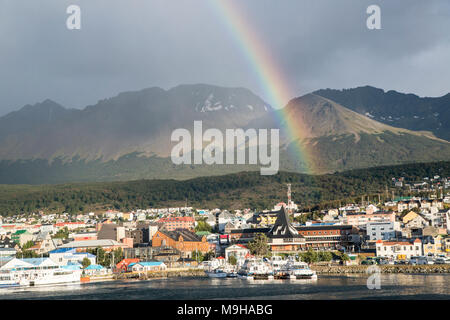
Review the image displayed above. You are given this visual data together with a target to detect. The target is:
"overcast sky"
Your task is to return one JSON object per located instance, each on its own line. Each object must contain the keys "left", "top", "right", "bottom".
{"left": 1, "top": 0, "right": 449, "bottom": 115}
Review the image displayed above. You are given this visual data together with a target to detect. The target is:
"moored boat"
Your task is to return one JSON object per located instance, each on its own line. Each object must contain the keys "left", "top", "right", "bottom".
{"left": 206, "top": 269, "right": 228, "bottom": 278}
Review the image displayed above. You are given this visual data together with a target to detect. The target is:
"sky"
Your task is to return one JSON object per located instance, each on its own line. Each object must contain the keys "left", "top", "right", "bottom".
{"left": 0, "top": 0, "right": 450, "bottom": 115}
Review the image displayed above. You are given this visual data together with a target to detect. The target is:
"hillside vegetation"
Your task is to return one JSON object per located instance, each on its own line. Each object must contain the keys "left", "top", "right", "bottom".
{"left": 0, "top": 161, "right": 449, "bottom": 216}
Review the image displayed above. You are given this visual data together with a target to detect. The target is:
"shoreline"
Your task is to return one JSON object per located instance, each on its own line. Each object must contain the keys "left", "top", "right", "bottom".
{"left": 311, "top": 264, "right": 450, "bottom": 274}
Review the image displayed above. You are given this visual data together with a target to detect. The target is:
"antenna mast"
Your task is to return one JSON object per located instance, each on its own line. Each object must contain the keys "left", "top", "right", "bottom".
{"left": 287, "top": 183, "right": 292, "bottom": 215}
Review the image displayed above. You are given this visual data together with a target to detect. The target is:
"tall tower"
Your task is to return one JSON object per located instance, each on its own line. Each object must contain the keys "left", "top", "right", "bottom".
{"left": 287, "top": 183, "right": 292, "bottom": 214}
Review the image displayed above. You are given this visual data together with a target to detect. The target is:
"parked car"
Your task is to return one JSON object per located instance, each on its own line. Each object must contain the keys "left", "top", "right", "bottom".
{"left": 434, "top": 257, "right": 450, "bottom": 264}
{"left": 409, "top": 256, "right": 427, "bottom": 265}
{"left": 379, "top": 259, "right": 394, "bottom": 265}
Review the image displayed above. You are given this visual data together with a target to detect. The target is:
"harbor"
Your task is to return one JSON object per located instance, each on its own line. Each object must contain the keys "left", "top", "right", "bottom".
{"left": 0, "top": 274, "right": 449, "bottom": 300}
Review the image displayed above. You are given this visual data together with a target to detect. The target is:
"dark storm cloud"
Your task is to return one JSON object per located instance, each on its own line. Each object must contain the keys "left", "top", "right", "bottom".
{"left": 0, "top": 0, "right": 449, "bottom": 115}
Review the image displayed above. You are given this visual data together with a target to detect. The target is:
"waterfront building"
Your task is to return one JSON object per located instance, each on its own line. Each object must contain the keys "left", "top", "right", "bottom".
{"left": 422, "top": 235, "right": 446, "bottom": 256}
{"left": 376, "top": 239, "right": 423, "bottom": 260}
{"left": 296, "top": 224, "right": 358, "bottom": 251}
{"left": 84, "top": 264, "right": 107, "bottom": 276}
{"left": 116, "top": 258, "right": 140, "bottom": 272}
{"left": 224, "top": 244, "right": 250, "bottom": 263}
{"left": 127, "top": 261, "right": 167, "bottom": 272}
{"left": 48, "top": 248, "right": 96, "bottom": 266}
{"left": 267, "top": 207, "right": 306, "bottom": 252}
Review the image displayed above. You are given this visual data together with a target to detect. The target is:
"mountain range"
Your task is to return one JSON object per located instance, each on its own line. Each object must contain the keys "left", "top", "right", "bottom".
{"left": 0, "top": 84, "right": 449, "bottom": 184}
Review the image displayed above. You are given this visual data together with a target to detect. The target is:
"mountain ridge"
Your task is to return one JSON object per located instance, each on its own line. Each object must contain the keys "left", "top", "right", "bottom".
{"left": 1, "top": 84, "right": 450, "bottom": 183}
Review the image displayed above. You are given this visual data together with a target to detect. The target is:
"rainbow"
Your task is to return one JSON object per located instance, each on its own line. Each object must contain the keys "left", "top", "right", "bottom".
{"left": 209, "top": 0, "right": 315, "bottom": 173}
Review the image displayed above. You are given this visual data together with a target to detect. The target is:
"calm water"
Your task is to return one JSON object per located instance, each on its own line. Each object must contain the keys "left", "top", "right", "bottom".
{"left": 0, "top": 274, "right": 449, "bottom": 300}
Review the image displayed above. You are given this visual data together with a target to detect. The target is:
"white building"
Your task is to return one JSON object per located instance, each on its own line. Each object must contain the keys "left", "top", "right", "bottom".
{"left": 225, "top": 244, "right": 250, "bottom": 265}
{"left": 376, "top": 239, "right": 423, "bottom": 260}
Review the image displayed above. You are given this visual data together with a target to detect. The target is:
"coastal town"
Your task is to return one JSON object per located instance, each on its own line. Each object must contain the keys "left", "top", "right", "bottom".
{"left": 1, "top": 175, "right": 450, "bottom": 287}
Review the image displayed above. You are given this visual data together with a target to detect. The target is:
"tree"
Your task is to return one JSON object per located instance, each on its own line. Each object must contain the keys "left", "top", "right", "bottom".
{"left": 248, "top": 233, "right": 269, "bottom": 257}
{"left": 82, "top": 257, "right": 91, "bottom": 269}
{"left": 18, "top": 250, "right": 38, "bottom": 258}
{"left": 52, "top": 227, "right": 69, "bottom": 239}
{"left": 192, "top": 250, "right": 204, "bottom": 263}
{"left": 318, "top": 251, "right": 333, "bottom": 262}
{"left": 22, "top": 240, "right": 35, "bottom": 250}
{"left": 195, "top": 220, "right": 212, "bottom": 233}
{"left": 203, "top": 251, "right": 215, "bottom": 261}
{"left": 228, "top": 255, "right": 237, "bottom": 266}
{"left": 300, "top": 248, "right": 319, "bottom": 264}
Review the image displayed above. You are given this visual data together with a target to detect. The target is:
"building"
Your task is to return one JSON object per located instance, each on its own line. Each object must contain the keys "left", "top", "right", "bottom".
{"left": 57, "top": 239, "right": 129, "bottom": 251}
{"left": 72, "top": 232, "right": 98, "bottom": 241}
{"left": 0, "top": 247, "right": 16, "bottom": 258}
{"left": 376, "top": 239, "right": 423, "bottom": 260}
{"left": 128, "top": 261, "right": 167, "bottom": 272}
{"left": 116, "top": 258, "right": 140, "bottom": 272}
{"left": 422, "top": 235, "right": 446, "bottom": 256}
{"left": 224, "top": 244, "right": 250, "bottom": 263}
{"left": 342, "top": 211, "right": 395, "bottom": 227}
{"left": 403, "top": 212, "right": 430, "bottom": 229}
{"left": 229, "top": 227, "right": 271, "bottom": 243}
{"left": 366, "top": 222, "right": 396, "bottom": 241}
{"left": 151, "top": 229, "right": 210, "bottom": 258}
{"left": 255, "top": 212, "right": 278, "bottom": 226}
{"left": 266, "top": 207, "right": 306, "bottom": 252}
{"left": 157, "top": 217, "right": 195, "bottom": 232}
{"left": 97, "top": 223, "right": 126, "bottom": 242}
{"left": 48, "top": 248, "right": 96, "bottom": 266}
{"left": 216, "top": 211, "right": 235, "bottom": 233}
{"left": 11, "top": 230, "right": 33, "bottom": 246}
{"left": 84, "top": 264, "right": 107, "bottom": 276}
{"left": 296, "top": 224, "right": 358, "bottom": 251}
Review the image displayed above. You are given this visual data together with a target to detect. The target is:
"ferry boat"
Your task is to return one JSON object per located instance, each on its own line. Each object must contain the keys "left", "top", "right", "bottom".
{"left": 0, "top": 266, "right": 81, "bottom": 287}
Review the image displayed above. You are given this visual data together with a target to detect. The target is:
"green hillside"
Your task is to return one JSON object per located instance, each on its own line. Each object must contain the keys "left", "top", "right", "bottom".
{"left": 1, "top": 161, "right": 449, "bottom": 216}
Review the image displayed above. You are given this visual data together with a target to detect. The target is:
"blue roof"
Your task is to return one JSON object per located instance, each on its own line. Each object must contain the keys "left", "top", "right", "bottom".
{"left": 137, "top": 261, "right": 164, "bottom": 267}
{"left": 73, "top": 252, "right": 96, "bottom": 258}
{"left": 85, "top": 264, "right": 104, "bottom": 270}
{"left": 62, "top": 264, "right": 81, "bottom": 270}
{"left": 49, "top": 248, "right": 76, "bottom": 254}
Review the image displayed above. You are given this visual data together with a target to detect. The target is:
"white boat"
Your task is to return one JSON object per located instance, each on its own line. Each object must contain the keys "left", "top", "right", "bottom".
{"left": 286, "top": 260, "right": 317, "bottom": 280}
{"left": 0, "top": 267, "right": 81, "bottom": 287}
{"left": 0, "top": 271, "right": 21, "bottom": 288}
{"left": 237, "top": 258, "right": 273, "bottom": 280}
{"left": 206, "top": 269, "right": 228, "bottom": 278}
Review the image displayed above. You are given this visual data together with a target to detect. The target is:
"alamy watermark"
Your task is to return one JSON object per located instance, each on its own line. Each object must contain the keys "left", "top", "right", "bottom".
{"left": 171, "top": 121, "right": 279, "bottom": 175}
{"left": 366, "top": 265, "right": 381, "bottom": 290}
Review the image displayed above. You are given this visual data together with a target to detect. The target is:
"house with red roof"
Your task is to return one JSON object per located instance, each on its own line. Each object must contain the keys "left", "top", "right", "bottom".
{"left": 116, "top": 258, "right": 140, "bottom": 272}
{"left": 375, "top": 238, "right": 422, "bottom": 260}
